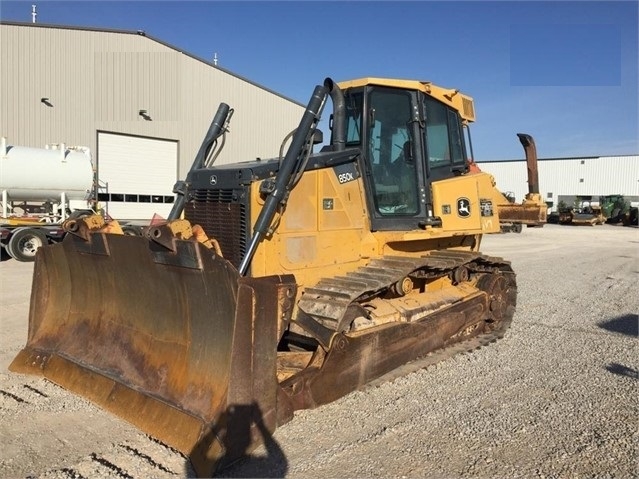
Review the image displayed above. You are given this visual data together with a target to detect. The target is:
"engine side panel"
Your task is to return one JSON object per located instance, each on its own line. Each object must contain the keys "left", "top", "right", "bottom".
{"left": 250, "top": 165, "right": 377, "bottom": 288}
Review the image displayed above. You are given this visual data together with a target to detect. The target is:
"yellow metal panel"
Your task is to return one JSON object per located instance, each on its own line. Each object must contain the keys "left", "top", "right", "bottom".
{"left": 432, "top": 173, "right": 501, "bottom": 234}
{"left": 275, "top": 170, "right": 367, "bottom": 278}
{"left": 284, "top": 236, "right": 317, "bottom": 264}
{"left": 338, "top": 77, "right": 428, "bottom": 92}
{"left": 318, "top": 169, "right": 367, "bottom": 231}
{"left": 251, "top": 170, "right": 372, "bottom": 290}
{"left": 281, "top": 173, "right": 318, "bottom": 231}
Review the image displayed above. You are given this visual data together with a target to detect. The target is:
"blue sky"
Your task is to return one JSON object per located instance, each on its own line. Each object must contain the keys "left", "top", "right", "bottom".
{"left": 1, "top": 0, "right": 637, "bottom": 161}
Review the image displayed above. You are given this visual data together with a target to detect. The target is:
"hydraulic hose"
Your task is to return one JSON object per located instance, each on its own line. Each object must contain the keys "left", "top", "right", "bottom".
{"left": 168, "top": 103, "right": 231, "bottom": 220}
{"left": 238, "top": 84, "right": 329, "bottom": 276}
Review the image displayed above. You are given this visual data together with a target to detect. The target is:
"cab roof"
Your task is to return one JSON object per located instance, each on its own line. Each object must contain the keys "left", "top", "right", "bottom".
{"left": 337, "top": 77, "right": 476, "bottom": 123}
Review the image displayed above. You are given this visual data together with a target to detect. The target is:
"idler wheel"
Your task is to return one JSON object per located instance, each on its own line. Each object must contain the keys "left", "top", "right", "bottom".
{"left": 477, "top": 273, "right": 510, "bottom": 322}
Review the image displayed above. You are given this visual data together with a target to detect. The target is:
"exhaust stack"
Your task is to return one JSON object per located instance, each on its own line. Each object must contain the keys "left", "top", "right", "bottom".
{"left": 517, "top": 133, "right": 539, "bottom": 195}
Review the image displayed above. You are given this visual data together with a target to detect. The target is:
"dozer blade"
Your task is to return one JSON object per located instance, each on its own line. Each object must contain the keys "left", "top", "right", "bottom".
{"left": 9, "top": 232, "right": 296, "bottom": 476}
{"left": 498, "top": 201, "right": 547, "bottom": 226}
{"left": 570, "top": 213, "right": 600, "bottom": 225}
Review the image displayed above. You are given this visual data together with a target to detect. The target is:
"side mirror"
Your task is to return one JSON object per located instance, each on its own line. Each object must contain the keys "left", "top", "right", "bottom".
{"left": 312, "top": 129, "right": 324, "bottom": 145}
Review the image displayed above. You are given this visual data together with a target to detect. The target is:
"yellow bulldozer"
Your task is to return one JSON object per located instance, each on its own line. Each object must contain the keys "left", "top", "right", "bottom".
{"left": 10, "top": 77, "right": 518, "bottom": 476}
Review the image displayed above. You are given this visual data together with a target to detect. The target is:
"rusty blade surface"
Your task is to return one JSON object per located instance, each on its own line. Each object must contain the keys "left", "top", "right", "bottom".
{"left": 189, "top": 275, "right": 297, "bottom": 477}
{"left": 9, "top": 232, "right": 242, "bottom": 454}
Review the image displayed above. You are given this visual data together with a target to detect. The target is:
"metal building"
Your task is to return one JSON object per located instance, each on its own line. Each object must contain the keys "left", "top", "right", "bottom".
{"left": 478, "top": 155, "right": 639, "bottom": 210}
{"left": 0, "top": 21, "right": 306, "bottom": 220}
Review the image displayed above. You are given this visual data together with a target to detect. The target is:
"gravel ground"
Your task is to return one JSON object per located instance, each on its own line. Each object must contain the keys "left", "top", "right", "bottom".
{"left": 1, "top": 224, "right": 637, "bottom": 478}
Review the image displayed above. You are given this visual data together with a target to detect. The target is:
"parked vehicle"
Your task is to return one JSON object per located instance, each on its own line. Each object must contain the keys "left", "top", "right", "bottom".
{"left": 0, "top": 139, "right": 145, "bottom": 261}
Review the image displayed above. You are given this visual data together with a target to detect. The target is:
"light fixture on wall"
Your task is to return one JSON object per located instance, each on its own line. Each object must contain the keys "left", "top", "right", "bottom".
{"left": 138, "top": 109, "right": 152, "bottom": 121}
{"left": 41, "top": 97, "right": 53, "bottom": 107}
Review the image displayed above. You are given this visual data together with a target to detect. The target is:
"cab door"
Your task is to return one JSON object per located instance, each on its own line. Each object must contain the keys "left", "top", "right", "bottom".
{"left": 356, "top": 86, "right": 426, "bottom": 231}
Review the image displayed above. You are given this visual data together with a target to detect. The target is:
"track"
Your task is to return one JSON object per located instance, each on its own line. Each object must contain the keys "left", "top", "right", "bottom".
{"left": 365, "top": 309, "right": 513, "bottom": 389}
{"left": 299, "top": 250, "right": 513, "bottom": 331}
{"left": 360, "top": 253, "right": 517, "bottom": 388}
{"left": 289, "top": 250, "right": 517, "bottom": 407}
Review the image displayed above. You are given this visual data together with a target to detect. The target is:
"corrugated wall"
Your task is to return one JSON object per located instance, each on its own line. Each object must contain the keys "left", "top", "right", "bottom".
{"left": 0, "top": 23, "right": 306, "bottom": 178}
{"left": 479, "top": 156, "right": 639, "bottom": 208}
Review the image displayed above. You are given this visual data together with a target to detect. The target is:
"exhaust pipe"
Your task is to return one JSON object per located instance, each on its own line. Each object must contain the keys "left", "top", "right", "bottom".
{"left": 517, "top": 133, "right": 539, "bottom": 195}
{"left": 324, "top": 78, "right": 346, "bottom": 152}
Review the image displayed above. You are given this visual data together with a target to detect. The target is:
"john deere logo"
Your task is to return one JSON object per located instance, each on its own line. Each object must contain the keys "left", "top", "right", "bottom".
{"left": 210, "top": 175, "right": 218, "bottom": 185}
{"left": 457, "top": 197, "right": 471, "bottom": 217}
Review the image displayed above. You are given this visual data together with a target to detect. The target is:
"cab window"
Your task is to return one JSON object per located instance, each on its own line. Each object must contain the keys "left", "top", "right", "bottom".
{"left": 424, "top": 97, "right": 466, "bottom": 169}
{"left": 368, "top": 88, "right": 419, "bottom": 216}
{"left": 345, "top": 92, "right": 363, "bottom": 145}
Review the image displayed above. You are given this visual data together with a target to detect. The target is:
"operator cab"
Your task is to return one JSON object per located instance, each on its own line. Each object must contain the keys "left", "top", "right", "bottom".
{"left": 337, "top": 79, "right": 473, "bottom": 231}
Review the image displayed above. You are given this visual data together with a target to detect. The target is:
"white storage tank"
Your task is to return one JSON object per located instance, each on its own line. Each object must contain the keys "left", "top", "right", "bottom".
{"left": 0, "top": 137, "right": 94, "bottom": 201}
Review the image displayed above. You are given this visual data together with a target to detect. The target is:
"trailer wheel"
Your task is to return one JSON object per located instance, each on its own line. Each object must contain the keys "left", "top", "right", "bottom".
{"left": 67, "top": 209, "right": 95, "bottom": 220}
{"left": 7, "top": 228, "right": 48, "bottom": 262}
{"left": 122, "top": 225, "right": 143, "bottom": 236}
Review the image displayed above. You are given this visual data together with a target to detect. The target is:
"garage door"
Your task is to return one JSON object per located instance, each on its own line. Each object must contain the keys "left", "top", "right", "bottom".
{"left": 97, "top": 132, "right": 178, "bottom": 221}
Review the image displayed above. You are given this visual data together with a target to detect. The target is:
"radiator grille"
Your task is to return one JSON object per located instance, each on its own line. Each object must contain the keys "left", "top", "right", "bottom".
{"left": 185, "top": 189, "right": 248, "bottom": 269}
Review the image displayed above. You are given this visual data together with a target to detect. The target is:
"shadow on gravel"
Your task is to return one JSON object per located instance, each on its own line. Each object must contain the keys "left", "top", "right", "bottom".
{"left": 606, "top": 363, "right": 639, "bottom": 380}
{"left": 188, "top": 402, "right": 288, "bottom": 478}
{"left": 597, "top": 314, "right": 639, "bottom": 337}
